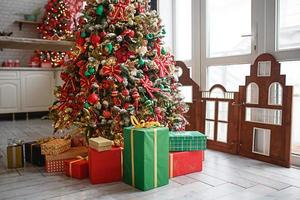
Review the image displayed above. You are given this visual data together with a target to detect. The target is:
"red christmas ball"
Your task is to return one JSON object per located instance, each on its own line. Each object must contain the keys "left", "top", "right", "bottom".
{"left": 122, "top": 89, "right": 129, "bottom": 96}
{"left": 111, "top": 90, "right": 118, "bottom": 97}
{"left": 90, "top": 34, "right": 101, "bottom": 46}
{"left": 103, "top": 110, "right": 112, "bottom": 119}
{"left": 87, "top": 93, "right": 99, "bottom": 104}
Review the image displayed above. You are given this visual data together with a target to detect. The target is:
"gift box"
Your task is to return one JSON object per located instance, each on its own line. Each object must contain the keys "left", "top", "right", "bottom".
{"left": 7, "top": 144, "right": 24, "bottom": 169}
{"left": 45, "top": 146, "right": 88, "bottom": 173}
{"left": 123, "top": 127, "right": 169, "bottom": 191}
{"left": 41, "top": 138, "right": 71, "bottom": 155}
{"left": 169, "top": 151, "right": 203, "bottom": 178}
{"left": 24, "top": 141, "right": 45, "bottom": 166}
{"left": 64, "top": 158, "right": 88, "bottom": 179}
{"left": 169, "top": 131, "right": 207, "bottom": 152}
{"left": 89, "top": 147, "right": 122, "bottom": 184}
{"left": 89, "top": 136, "right": 113, "bottom": 152}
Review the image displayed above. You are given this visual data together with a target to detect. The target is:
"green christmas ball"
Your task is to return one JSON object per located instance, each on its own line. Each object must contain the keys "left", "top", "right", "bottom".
{"left": 106, "top": 43, "right": 113, "bottom": 54}
{"left": 84, "top": 102, "right": 90, "bottom": 109}
{"left": 144, "top": 99, "right": 153, "bottom": 107}
{"left": 96, "top": 5, "right": 104, "bottom": 16}
{"left": 161, "top": 48, "right": 167, "bottom": 55}
{"left": 146, "top": 33, "right": 154, "bottom": 40}
{"left": 84, "top": 71, "right": 91, "bottom": 77}
{"left": 88, "top": 67, "right": 95, "bottom": 74}
{"left": 81, "top": 31, "right": 87, "bottom": 38}
{"left": 138, "top": 58, "right": 145, "bottom": 66}
{"left": 162, "top": 29, "right": 166, "bottom": 35}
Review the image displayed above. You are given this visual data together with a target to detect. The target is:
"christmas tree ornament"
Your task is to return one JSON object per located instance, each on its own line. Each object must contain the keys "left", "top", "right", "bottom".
{"left": 96, "top": 5, "right": 104, "bottom": 16}
{"left": 88, "top": 93, "right": 99, "bottom": 104}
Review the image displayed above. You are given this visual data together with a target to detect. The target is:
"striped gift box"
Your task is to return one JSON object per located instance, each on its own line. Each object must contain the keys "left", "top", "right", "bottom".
{"left": 169, "top": 131, "right": 207, "bottom": 152}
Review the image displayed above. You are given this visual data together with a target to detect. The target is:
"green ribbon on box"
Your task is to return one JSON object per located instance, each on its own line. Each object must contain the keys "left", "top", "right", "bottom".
{"left": 123, "top": 127, "right": 169, "bottom": 191}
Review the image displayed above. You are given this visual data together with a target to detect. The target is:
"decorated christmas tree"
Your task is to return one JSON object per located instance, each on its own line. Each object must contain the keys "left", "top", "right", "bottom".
{"left": 38, "top": 0, "right": 72, "bottom": 40}
{"left": 50, "top": 0, "right": 189, "bottom": 145}
{"left": 37, "top": 0, "right": 83, "bottom": 67}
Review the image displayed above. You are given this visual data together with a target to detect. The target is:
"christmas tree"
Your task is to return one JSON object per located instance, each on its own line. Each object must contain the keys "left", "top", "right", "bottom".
{"left": 50, "top": 0, "right": 189, "bottom": 145}
{"left": 37, "top": 0, "right": 83, "bottom": 67}
{"left": 38, "top": 0, "right": 72, "bottom": 40}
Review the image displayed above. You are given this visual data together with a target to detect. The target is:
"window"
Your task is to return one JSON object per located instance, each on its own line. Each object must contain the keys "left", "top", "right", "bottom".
{"left": 206, "top": 0, "right": 251, "bottom": 57}
{"left": 174, "top": 0, "right": 192, "bottom": 61}
{"left": 281, "top": 61, "right": 300, "bottom": 155}
{"left": 245, "top": 107, "right": 282, "bottom": 125}
{"left": 258, "top": 61, "right": 271, "bottom": 77}
{"left": 252, "top": 128, "right": 271, "bottom": 156}
{"left": 207, "top": 64, "right": 250, "bottom": 91}
{"left": 268, "top": 82, "right": 283, "bottom": 105}
{"left": 278, "top": 0, "right": 300, "bottom": 50}
{"left": 246, "top": 83, "right": 259, "bottom": 104}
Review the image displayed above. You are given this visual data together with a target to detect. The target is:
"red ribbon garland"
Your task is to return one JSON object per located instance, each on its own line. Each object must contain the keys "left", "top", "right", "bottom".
{"left": 140, "top": 76, "right": 160, "bottom": 99}
{"left": 101, "top": 65, "right": 124, "bottom": 83}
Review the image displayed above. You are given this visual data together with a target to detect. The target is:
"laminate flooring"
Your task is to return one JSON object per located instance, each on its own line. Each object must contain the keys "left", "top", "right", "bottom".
{"left": 0, "top": 119, "right": 300, "bottom": 200}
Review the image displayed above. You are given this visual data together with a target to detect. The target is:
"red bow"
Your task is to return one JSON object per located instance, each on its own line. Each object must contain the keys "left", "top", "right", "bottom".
{"left": 101, "top": 65, "right": 123, "bottom": 83}
{"left": 108, "top": 0, "right": 131, "bottom": 22}
{"left": 141, "top": 76, "right": 160, "bottom": 99}
{"left": 154, "top": 55, "right": 174, "bottom": 78}
{"left": 80, "top": 76, "right": 96, "bottom": 91}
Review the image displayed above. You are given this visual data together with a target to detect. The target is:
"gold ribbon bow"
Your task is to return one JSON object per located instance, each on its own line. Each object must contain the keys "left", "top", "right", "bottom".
{"left": 130, "top": 116, "right": 160, "bottom": 128}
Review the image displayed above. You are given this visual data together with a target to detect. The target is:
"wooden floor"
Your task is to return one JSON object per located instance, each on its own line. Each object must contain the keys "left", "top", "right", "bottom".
{"left": 0, "top": 120, "right": 300, "bottom": 200}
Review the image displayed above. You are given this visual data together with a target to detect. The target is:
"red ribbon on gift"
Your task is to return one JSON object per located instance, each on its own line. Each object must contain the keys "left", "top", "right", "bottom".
{"left": 101, "top": 65, "right": 123, "bottom": 83}
{"left": 140, "top": 76, "right": 160, "bottom": 99}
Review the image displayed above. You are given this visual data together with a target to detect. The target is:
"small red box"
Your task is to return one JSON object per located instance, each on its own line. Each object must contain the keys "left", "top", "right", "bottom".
{"left": 169, "top": 151, "right": 203, "bottom": 178}
{"left": 89, "top": 147, "right": 122, "bottom": 184}
{"left": 64, "top": 158, "right": 89, "bottom": 179}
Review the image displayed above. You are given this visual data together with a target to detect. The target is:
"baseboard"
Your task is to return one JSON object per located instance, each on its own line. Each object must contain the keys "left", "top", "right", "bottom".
{"left": 0, "top": 111, "right": 49, "bottom": 121}
{"left": 291, "top": 154, "right": 300, "bottom": 167}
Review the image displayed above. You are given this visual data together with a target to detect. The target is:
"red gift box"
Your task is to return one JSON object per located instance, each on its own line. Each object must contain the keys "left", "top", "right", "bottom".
{"left": 169, "top": 151, "right": 203, "bottom": 178}
{"left": 64, "top": 158, "right": 88, "bottom": 179}
{"left": 89, "top": 147, "right": 122, "bottom": 184}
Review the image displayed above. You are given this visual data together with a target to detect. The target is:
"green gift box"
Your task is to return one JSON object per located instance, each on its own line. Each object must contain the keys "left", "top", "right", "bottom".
{"left": 123, "top": 127, "right": 169, "bottom": 191}
{"left": 169, "top": 131, "right": 207, "bottom": 152}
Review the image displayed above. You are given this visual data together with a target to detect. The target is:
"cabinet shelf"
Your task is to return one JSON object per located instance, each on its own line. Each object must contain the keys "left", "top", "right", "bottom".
{"left": 14, "top": 20, "right": 40, "bottom": 31}
{"left": 0, "top": 36, "right": 74, "bottom": 51}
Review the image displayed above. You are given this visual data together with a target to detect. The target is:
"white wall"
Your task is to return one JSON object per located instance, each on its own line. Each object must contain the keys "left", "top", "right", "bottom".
{"left": 0, "top": 0, "right": 47, "bottom": 66}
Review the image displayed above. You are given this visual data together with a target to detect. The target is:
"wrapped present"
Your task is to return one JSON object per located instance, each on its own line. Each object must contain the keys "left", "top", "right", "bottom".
{"left": 24, "top": 141, "right": 45, "bottom": 166}
{"left": 89, "top": 147, "right": 122, "bottom": 184}
{"left": 45, "top": 146, "right": 88, "bottom": 173}
{"left": 89, "top": 136, "right": 113, "bottom": 152}
{"left": 41, "top": 138, "right": 71, "bottom": 155}
{"left": 169, "top": 131, "right": 207, "bottom": 152}
{"left": 123, "top": 127, "right": 169, "bottom": 191}
{"left": 169, "top": 151, "right": 203, "bottom": 178}
{"left": 7, "top": 140, "right": 24, "bottom": 169}
{"left": 64, "top": 157, "right": 88, "bottom": 179}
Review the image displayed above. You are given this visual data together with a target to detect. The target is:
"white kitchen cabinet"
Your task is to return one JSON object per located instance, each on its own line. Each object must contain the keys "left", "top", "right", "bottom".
{"left": 20, "top": 71, "right": 54, "bottom": 112}
{"left": 0, "top": 80, "right": 21, "bottom": 113}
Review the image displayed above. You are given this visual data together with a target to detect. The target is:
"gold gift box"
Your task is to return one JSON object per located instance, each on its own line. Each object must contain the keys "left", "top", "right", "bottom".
{"left": 41, "top": 139, "right": 71, "bottom": 155}
{"left": 7, "top": 145, "right": 24, "bottom": 169}
{"left": 89, "top": 136, "right": 113, "bottom": 152}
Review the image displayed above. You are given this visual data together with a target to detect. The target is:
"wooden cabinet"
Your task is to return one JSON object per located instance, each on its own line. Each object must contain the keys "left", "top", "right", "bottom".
{"left": 0, "top": 80, "right": 20, "bottom": 113}
{"left": 20, "top": 71, "right": 54, "bottom": 112}
{"left": 0, "top": 69, "right": 60, "bottom": 114}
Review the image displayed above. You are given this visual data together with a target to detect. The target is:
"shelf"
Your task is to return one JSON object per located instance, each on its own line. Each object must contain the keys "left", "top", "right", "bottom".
{"left": 14, "top": 20, "right": 40, "bottom": 31}
{"left": 0, "top": 36, "right": 74, "bottom": 51}
{"left": 0, "top": 67, "right": 63, "bottom": 71}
